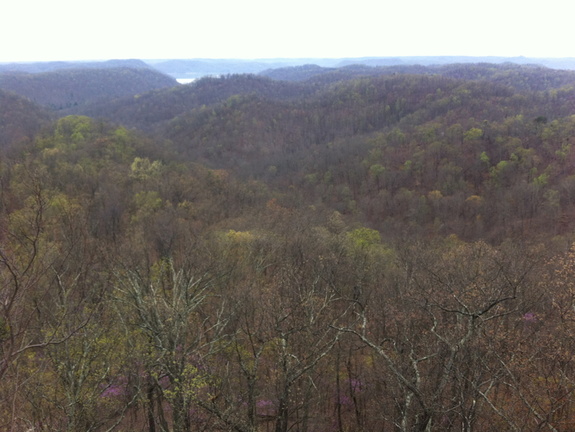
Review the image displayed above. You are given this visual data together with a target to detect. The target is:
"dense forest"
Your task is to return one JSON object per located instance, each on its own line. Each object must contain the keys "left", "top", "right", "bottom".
{"left": 0, "top": 67, "right": 176, "bottom": 110}
{"left": 2, "top": 61, "right": 575, "bottom": 431}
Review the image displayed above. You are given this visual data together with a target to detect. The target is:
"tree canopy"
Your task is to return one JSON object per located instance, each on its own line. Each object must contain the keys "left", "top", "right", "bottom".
{"left": 2, "top": 62, "right": 575, "bottom": 431}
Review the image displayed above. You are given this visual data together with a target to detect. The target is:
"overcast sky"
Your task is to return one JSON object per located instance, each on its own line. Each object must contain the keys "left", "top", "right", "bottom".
{"left": 2, "top": 0, "right": 573, "bottom": 62}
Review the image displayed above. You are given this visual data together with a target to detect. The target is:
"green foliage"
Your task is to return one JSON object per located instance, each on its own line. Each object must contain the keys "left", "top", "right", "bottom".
{"left": 533, "top": 172, "right": 549, "bottom": 187}
{"left": 346, "top": 227, "right": 381, "bottom": 249}
{"left": 129, "top": 156, "right": 163, "bottom": 181}
{"left": 463, "top": 127, "right": 483, "bottom": 142}
{"left": 56, "top": 115, "right": 93, "bottom": 144}
{"left": 162, "top": 363, "right": 209, "bottom": 404}
{"left": 368, "top": 164, "right": 386, "bottom": 188}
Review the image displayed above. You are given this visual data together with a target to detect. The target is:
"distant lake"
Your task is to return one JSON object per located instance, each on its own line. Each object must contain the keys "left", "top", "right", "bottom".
{"left": 176, "top": 78, "right": 195, "bottom": 84}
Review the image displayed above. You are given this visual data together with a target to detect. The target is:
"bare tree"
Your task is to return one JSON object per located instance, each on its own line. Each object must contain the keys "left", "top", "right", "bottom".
{"left": 115, "top": 257, "right": 229, "bottom": 432}
{"left": 339, "top": 240, "right": 535, "bottom": 431}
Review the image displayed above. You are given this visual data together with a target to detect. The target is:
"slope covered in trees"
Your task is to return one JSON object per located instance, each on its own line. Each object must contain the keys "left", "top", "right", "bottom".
{"left": 3, "top": 63, "right": 575, "bottom": 431}
{"left": 0, "top": 67, "right": 177, "bottom": 111}
{"left": 144, "top": 66, "right": 575, "bottom": 243}
{"left": 75, "top": 74, "right": 314, "bottom": 132}
{"left": 0, "top": 89, "right": 53, "bottom": 148}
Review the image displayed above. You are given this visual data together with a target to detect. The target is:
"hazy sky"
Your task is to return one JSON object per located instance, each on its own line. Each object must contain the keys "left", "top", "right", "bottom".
{"left": 2, "top": 0, "right": 573, "bottom": 62}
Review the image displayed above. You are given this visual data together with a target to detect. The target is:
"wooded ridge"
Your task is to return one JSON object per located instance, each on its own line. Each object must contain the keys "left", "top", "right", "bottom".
{"left": 1, "top": 61, "right": 575, "bottom": 431}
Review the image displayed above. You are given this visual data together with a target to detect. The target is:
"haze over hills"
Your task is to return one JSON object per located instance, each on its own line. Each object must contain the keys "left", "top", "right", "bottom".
{"left": 138, "top": 56, "right": 575, "bottom": 80}
{"left": 4, "top": 56, "right": 575, "bottom": 80}
{"left": 0, "top": 58, "right": 151, "bottom": 74}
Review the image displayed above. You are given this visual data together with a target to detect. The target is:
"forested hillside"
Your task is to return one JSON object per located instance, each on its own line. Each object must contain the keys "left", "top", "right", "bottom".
{"left": 2, "top": 63, "right": 575, "bottom": 431}
{"left": 0, "top": 89, "right": 53, "bottom": 148}
{"left": 0, "top": 67, "right": 177, "bottom": 110}
{"left": 75, "top": 74, "right": 314, "bottom": 131}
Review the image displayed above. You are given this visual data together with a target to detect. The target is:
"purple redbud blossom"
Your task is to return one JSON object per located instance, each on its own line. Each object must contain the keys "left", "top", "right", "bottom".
{"left": 349, "top": 378, "right": 362, "bottom": 392}
{"left": 338, "top": 395, "right": 352, "bottom": 405}
{"left": 256, "top": 399, "right": 274, "bottom": 408}
{"left": 100, "top": 384, "right": 124, "bottom": 398}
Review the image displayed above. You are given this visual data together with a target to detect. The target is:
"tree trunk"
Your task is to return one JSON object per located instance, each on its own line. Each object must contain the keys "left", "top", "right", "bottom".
{"left": 274, "top": 386, "right": 290, "bottom": 432}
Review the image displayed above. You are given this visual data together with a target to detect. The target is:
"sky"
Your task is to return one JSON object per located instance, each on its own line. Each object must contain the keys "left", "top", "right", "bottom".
{"left": 2, "top": 0, "right": 573, "bottom": 62}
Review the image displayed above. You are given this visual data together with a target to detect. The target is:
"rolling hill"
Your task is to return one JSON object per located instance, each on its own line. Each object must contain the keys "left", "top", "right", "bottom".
{"left": 0, "top": 66, "right": 178, "bottom": 110}
{"left": 0, "top": 89, "right": 53, "bottom": 148}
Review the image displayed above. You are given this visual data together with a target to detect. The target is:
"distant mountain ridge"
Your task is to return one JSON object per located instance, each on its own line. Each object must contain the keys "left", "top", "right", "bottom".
{"left": 147, "top": 56, "right": 575, "bottom": 80}
{"left": 0, "top": 59, "right": 151, "bottom": 73}
{"left": 259, "top": 62, "right": 575, "bottom": 91}
{"left": 5, "top": 56, "right": 575, "bottom": 81}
